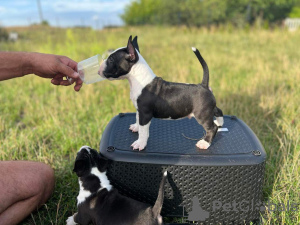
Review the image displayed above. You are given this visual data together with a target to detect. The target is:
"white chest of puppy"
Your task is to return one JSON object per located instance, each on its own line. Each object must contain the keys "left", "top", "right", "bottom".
{"left": 128, "top": 57, "right": 156, "bottom": 107}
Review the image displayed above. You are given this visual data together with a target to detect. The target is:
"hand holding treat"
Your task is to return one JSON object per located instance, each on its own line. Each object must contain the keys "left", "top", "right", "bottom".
{"left": 0, "top": 52, "right": 83, "bottom": 91}
{"left": 30, "top": 53, "right": 83, "bottom": 91}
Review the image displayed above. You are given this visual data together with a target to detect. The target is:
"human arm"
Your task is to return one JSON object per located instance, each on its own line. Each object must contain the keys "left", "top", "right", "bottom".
{"left": 0, "top": 52, "right": 83, "bottom": 91}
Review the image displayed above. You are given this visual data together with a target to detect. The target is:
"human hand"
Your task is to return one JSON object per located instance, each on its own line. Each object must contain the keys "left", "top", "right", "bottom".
{"left": 29, "top": 53, "right": 83, "bottom": 91}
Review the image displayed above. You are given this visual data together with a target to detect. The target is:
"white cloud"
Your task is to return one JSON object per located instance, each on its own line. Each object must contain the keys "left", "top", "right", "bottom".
{"left": 0, "top": 6, "right": 6, "bottom": 14}
{"left": 0, "top": 0, "right": 133, "bottom": 27}
{"left": 52, "top": 0, "right": 131, "bottom": 13}
{"left": 0, "top": 6, "right": 20, "bottom": 15}
{"left": 14, "top": 0, "right": 31, "bottom": 7}
{"left": 92, "top": 15, "right": 99, "bottom": 21}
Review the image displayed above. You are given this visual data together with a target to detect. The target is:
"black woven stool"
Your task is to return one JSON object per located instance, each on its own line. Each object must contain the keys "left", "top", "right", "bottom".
{"left": 100, "top": 113, "right": 266, "bottom": 225}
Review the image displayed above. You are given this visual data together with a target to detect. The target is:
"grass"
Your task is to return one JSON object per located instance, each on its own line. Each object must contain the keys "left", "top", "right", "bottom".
{"left": 0, "top": 25, "right": 299, "bottom": 224}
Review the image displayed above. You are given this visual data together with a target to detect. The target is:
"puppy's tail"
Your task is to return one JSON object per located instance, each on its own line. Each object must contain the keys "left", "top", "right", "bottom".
{"left": 192, "top": 47, "right": 209, "bottom": 88}
{"left": 152, "top": 171, "right": 168, "bottom": 218}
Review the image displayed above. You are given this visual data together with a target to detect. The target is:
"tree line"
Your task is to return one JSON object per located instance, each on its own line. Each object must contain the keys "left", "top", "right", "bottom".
{"left": 121, "top": 0, "right": 300, "bottom": 27}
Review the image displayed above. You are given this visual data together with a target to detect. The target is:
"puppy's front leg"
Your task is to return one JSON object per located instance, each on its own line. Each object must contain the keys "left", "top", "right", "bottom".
{"left": 131, "top": 121, "right": 151, "bottom": 151}
{"left": 129, "top": 112, "right": 139, "bottom": 132}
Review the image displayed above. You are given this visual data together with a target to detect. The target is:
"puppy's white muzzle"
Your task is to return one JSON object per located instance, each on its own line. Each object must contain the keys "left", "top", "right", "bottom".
{"left": 98, "top": 60, "right": 107, "bottom": 79}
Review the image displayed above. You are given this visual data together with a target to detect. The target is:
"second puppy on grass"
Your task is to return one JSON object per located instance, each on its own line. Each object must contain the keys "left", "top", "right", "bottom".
{"left": 98, "top": 36, "right": 224, "bottom": 150}
{"left": 67, "top": 146, "right": 167, "bottom": 225}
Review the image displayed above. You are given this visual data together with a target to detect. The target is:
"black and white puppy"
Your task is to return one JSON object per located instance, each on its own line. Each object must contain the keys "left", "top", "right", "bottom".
{"left": 98, "top": 36, "right": 224, "bottom": 150}
{"left": 66, "top": 146, "right": 167, "bottom": 225}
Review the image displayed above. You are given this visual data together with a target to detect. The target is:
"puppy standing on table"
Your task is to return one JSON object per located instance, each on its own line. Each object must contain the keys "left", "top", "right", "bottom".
{"left": 67, "top": 146, "right": 167, "bottom": 225}
{"left": 98, "top": 36, "right": 224, "bottom": 150}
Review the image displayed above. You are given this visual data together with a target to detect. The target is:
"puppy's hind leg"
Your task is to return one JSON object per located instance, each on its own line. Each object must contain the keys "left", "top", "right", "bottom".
{"left": 129, "top": 112, "right": 139, "bottom": 132}
{"left": 195, "top": 116, "right": 218, "bottom": 149}
{"left": 213, "top": 107, "right": 224, "bottom": 127}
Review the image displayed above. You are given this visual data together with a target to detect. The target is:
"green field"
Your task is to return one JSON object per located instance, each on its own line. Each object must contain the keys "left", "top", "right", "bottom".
{"left": 0, "top": 26, "right": 299, "bottom": 224}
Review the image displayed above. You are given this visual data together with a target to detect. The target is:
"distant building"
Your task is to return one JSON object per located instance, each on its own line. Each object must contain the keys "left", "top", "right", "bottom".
{"left": 8, "top": 32, "right": 18, "bottom": 42}
{"left": 284, "top": 18, "right": 300, "bottom": 31}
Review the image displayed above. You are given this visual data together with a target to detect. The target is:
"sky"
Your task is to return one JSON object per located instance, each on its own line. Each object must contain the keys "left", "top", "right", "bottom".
{"left": 0, "top": 0, "right": 133, "bottom": 29}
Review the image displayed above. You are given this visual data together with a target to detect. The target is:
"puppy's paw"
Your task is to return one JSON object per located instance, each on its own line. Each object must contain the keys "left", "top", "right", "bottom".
{"left": 214, "top": 116, "right": 224, "bottom": 127}
{"left": 129, "top": 123, "right": 139, "bottom": 132}
{"left": 66, "top": 215, "right": 77, "bottom": 225}
{"left": 131, "top": 139, "right": 147, "bottom": 151}
{"left": 196, "top": 140, "right": 210, "bottom": 149}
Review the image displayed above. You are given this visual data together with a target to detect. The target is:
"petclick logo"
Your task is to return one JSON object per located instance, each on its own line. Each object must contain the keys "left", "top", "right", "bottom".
{"left": 212, "top": 200, "right": 299, "bottom": 213}
{"left": 183, "top": 197, "right": 299, "bottom": 222}
{"left": 188, "top": 197, "right": 210, "bottom": 222}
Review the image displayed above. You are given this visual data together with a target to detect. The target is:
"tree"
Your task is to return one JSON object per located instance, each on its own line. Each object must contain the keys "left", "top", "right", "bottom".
{"left": 120, "top": 0, "right": 298, "bottom": 27}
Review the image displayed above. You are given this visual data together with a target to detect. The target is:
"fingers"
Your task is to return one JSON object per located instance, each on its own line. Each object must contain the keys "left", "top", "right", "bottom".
{"left": 51, "top": 74, "right": 83, "bottom": 91}
{"left": 51, "top": 74, "right": 63, "bottom": 85}
{"left": 67, "top": 60, "right": 78, "bottom": 71}
{"left": 51, "top": 56, "right": 83, "bottom": 91}
{"left": 60, "top": 80, "right": 73, "bottom": 86}
{"left": 74, "top": 78, "right": 83, "bottom": 92}
{"left": 58, "top": 63, "right": 80, "bottom": 80}
{"left": 66, "top": 77, "right": 74, "bottom": 84}
{"left": 51, "top": 74, "right": 74, "bottom": 86}
{"left": 60, "top": 56, "right": 78, "bottom": 71}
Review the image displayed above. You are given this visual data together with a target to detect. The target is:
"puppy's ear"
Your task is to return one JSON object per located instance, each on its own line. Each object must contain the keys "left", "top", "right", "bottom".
{"left": 97, "top": 153, "right": 109, "bottom": 172}
{"left": 126, "top": 35, "right": 139, "bottom": 62}
{"left": 132, "top": 36, "right": 140, "bottom": 53}
{"left": 73, "top": 160, "right": 87, "bottom": 177}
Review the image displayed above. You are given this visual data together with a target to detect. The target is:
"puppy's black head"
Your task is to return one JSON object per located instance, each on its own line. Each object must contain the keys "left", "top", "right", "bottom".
{"left": 73, "top": 146, "right": 108, "bottom": 177}
{"left": 98, "top": 35, "right": 139, "bottom": 80}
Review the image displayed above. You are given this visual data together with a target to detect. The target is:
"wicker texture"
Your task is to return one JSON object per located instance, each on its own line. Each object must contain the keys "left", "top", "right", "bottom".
{"left": 100, "top": 113, "right": 266, "bottom": 224}
{"left": 107, "top": 162, "right": 264, "bottom": 224}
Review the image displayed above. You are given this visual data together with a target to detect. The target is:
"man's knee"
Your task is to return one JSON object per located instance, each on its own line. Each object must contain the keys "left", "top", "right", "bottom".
{"left": 34, "top": 163, "right": 55, "bottom": 205}
{"left": 0, "top": 161, "right": 55, "bottom": 214}
{"left": 19, "top": 162, "right": 55, "bottom": 206}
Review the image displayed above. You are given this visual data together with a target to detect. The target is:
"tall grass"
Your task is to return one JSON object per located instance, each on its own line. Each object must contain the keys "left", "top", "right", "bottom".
{"left": 0, "top": 26, "right": 299, "bottom": 224}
